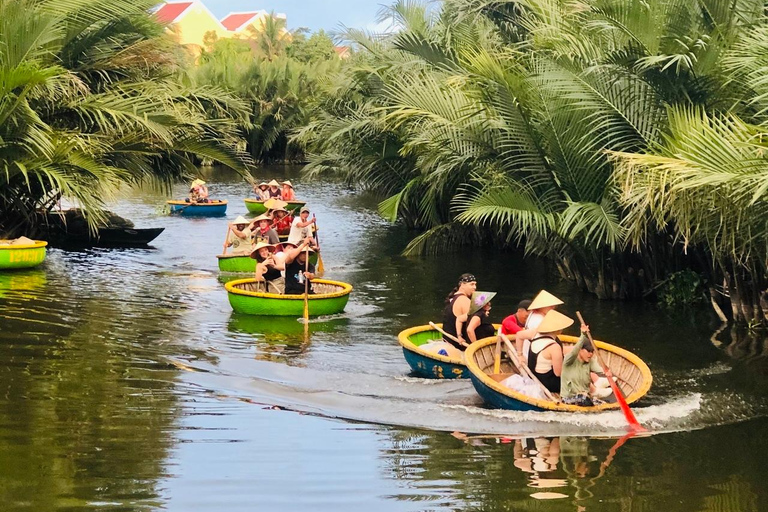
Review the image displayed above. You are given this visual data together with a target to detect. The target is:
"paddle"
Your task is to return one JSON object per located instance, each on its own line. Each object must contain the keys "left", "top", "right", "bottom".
{"left": 493, "top": 334, "right": 502, "bottom": 374}
{"left": 303, "top": 249, "right": 310, "bottom": 340}
{"left": 575, "top": 311, "right": 646, "bottom": 432}
{"left": 222, "top": 225, "right": 231, "bottom": 255}
{"left": 428, "top": 322, "right": 470, "bottom": 348}
{"left": 499, "top": 333, "right": 559, "bottom": 403}
{"left": 312, "top": 217, "right": 325, "bottom": 278}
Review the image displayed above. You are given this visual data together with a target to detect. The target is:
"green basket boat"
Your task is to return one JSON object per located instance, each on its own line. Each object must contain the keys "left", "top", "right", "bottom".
{"left": 0, "top": 240, "right": 48, "bottom": 270}
{"left": 244, "top": 199, "right": 306, "bottom": 215}
{"left": 217, "top": 251, "right": 318, "bottom": 273}
{"left": 225, "top": 278, "right": 352, "bottom": 316}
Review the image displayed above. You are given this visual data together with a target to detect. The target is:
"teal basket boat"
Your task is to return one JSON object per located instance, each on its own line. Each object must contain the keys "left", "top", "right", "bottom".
{"left": 167, "top": 200, "right": 227, "bottom": 216}
{"left": 0, "top": 240, "right": 48, "bottom": 270}
{"left": 225, "top": 278, "right": 352, "bottom": 316}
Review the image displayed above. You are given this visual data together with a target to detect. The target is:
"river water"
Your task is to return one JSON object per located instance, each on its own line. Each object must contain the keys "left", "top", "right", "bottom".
{"left": 1, "top": 166, "right": 767, "bottom": 511}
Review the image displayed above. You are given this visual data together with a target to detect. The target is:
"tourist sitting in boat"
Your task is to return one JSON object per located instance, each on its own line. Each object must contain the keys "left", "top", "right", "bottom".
{"left": 560, "top": 322, "right": 613, "bottom": 406}
{"left": 287, "top": 207, "right": 317, "bottom": 248}
{"left": 271, "top": 207, "right": 293, "bottom": 236}
{"left": 527, "top": 309, "right": 571, "bottom": 394}
{"left": 281, "top": 181, "right": 296, "bottom": 201}
{"left": 250, "top": 213, "right": 280, "bottom": 245}
{"left": 188, "top": 179, "right": 209, "bottom": 203}
{"left": 442, "top": 273, "right": 477, "bottom": 350}
{"left": 501, "top": 299, "right": 532, "bottom": 336}
{"left": 251, "top": 242, "right": 284, "bottom": 294}
{"left": 267, "top": 179, "right": 282, "bottom": 198}
{"left": 226, "top": 216, "right": 254, "bottom": 255}
{"left": 254, "top": 181, "right": 270, "bottom": 200}
{"left": 466, "top": 291, "right": 497, "bottom": 343}
{"left": 282, "top": 236, "right": 316, "bottom": 295}
{"left": 515, "top": 290, "right": 564, "bottom": 361}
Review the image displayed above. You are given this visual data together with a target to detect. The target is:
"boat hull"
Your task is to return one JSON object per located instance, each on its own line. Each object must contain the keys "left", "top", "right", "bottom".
{"left": 0, "top": 241, "right": 47, "bottom": 270}
{"left": 168, "top": 200, "right": 227, "bottom": 216}
{"left": 464, "top": 335, "right": 653, "bottom": 413}
{"left": 225, "top": 278, "right": 352, "bottom": 316}
{"left": 244, "top": 199, "right": 306, "bottom": 214}
{"left": 218, "top": 252, "right": 318, "bottom": 273}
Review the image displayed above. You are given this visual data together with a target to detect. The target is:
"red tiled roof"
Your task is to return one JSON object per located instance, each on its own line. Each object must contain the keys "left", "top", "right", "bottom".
{"left": 154, "top": 2, "right": 193, "bottom": 24}
{"left": 221, "top": 12, "right": 258, "bottom": 31}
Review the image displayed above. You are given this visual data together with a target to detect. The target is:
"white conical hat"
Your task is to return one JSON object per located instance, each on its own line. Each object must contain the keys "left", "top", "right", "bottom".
{"left": 232, "top": 216, "right": 248, "bottom": 225}
{"left": 536, "top": 310, "right": 574, "bottom": 333}
{"left": 528, "top": 290, "right": 564, "bottom": 310}
{"left": 268, "top": 179, "right": 280, "bottom": 187}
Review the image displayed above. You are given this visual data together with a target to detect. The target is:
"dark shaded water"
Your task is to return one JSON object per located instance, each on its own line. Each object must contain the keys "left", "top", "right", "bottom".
{"left": 1, "top": 166, "right": 767, "bottom": 511}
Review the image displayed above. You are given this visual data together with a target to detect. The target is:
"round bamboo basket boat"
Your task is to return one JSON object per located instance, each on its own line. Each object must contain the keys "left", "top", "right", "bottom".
{"left": 0, "top": 240, "right": 48, "bottom": 270}
{"left": 225, "top": 278, "right": 352, "bottom": 316}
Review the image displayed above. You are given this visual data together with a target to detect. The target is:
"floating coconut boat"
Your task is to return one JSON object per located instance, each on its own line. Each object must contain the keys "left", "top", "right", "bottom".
{"left": 225, "top": 278, "right": 352, "bottom": 316}
{"left": 464, "top": 334, "right": 652, "bottom": 412}
{"left": 167, "top": 200, "right": 227, "bottom": 216}
{"left": 0, "top": 239, "right": 48, "bottom": 270}
{"left": 243, "top": 199, "right": 305, "bottom": 215}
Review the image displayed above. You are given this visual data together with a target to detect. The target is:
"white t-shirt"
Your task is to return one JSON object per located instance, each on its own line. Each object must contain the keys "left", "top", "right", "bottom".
{"left": 287, "top": 217, "right": 312, "bottom": 245}
{"left": 228, "top": 227, "right": 252, "bottom": 255}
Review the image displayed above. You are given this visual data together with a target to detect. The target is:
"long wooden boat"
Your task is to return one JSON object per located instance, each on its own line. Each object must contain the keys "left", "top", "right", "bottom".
{"left": 465, "top": 335, "right": 653, "bottom": 412}
{"left": 217, "top": 251, "right": 318, "bottom": 273}
{"left": 167, "top": 200, "right": 227, "bottom": 216}
{"left": 398, "top": 324, "right": 501, "bottom": 379}
{"left": 0, "top": 240, "right": 48, "bottom": 270}
{"left": 244, "top": 198, "right": 305, "bottom": 215}
{"left": 225, "top": 278, "right": 352, "bottom": 316}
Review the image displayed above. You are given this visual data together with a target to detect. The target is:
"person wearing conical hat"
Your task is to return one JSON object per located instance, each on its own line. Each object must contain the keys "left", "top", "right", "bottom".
{"left": 515, "top": 290, "right": 565, "bottom": 361}
{"left": 253, "top": 181, "right": 270, "bottom": 200}
{"left": 281, "top": 180, "right": 296, "bottom": 201}
{"left": 189, "top": 179, "right": 209, "bottom": 203}
{"left": 527, "top": 310, "right": 572, "bottom": 394}
{"left": 267, "top": 179, "right": 281, "bottom": 198}
{"left": 442, "top": 273, "right": 477, "bottom": 349}
{"left": 249, "top": 213, "right": 279, "bottom": 245}
{"left": 250, "top": 242, "right": 284, "bottom": 294}
{"left": 466, "top": 291, "right": 497, "bottom": 343}
{"left": 226, "top": 215, "right": 254, "bottom": 255}
{"left": 271, "top": 206, "right": 293, "bottom": 236}
{"left": 282, "top": 236, "right": 316, "bottom": 295}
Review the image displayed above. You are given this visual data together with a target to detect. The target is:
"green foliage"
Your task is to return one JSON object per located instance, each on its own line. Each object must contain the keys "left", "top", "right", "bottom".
{"left": 287, "top": 30, "right": 338, "bottom": 62}
{"left": 657, "top": 269, "right": 705, "bottom": 308}
{"left": 0, "top": 0, "right": 251, "bottom": 236}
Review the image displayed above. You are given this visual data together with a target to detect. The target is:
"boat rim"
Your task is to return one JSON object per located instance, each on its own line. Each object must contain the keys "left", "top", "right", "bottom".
{"left": 216, "top": 253, "right": 251, "bottom": 260}
{"left": 464, "top": 334, "right": 653, "bottom": 412}
{"left": 225, "top": 277, "right": 353, "bottom": 300}
{"left": 0, "top": 240, "right": 48, "bottom": 250}
{"left": 398, "top": 324, "right": 465, "bottom": 365}
{"left": 244, "top": 198, "right": 305, "bottom": 204}
{"left": 166, "top": 200, "right": 227, "bottom": 205}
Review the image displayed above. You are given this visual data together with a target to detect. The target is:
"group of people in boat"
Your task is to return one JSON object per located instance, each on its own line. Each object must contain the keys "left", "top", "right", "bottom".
{"left": 441, "top": 273, "right": 614, "bottom": 406}
{"left": 253, "top": 180, "right": 296, "bottom": 201}
{"left": 250, "top": 236, "right": 317, "bottom": 295}
{"left": 187, "top": 179, "right": 210, "bottom": 203}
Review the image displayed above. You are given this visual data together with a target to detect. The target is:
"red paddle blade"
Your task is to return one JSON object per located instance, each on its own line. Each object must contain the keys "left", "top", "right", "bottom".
{"left": 608, "top": 379, "right": 647, "bottom": 432}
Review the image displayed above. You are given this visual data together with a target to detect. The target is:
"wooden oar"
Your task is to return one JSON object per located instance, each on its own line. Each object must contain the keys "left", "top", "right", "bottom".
{"left": 575, "top": 311, "right": 646, "bottom": 432}
{"left": 428, "top": 322, "right": 469, "bottom": 348}
{"left": 493, "top": 335, "right": 502, "bottom": 374}
{"left": 313, "top": 217, "right": 325, "bottom": 278}
{"left": 499, "top": 333, "right": 559, "bottom": 403}
{"left": 303, "top": 250, "right": 310, "bottom": 340}
{"left": 222, "top": 225, "right": 231, "bottom": 255}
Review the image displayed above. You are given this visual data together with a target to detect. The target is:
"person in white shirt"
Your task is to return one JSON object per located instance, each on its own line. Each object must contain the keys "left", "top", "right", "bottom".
{"left": 287, "top": 206, "right": 316, "bottom": 248}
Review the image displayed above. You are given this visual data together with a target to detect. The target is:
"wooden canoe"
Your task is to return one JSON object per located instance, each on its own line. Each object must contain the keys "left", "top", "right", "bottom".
{"left": 244, "top": 199, "right": 306, "bottom": 215}
{"left": 167, "top": 200, "right": 227, "bottom": 216}
{"left": 398, "top": 323, "right": 502, "bottom": 379}
{"left": 0, "top": 240, "right": 48, "bottom": 270}
{"left": 225, "top": 278, "right": 352, "bottom": 316}
{"left": 464, "top": 335, "right": 653, "bottom": 412}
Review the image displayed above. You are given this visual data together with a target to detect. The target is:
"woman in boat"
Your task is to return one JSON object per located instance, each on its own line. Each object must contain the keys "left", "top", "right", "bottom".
{"left": 271, "top": 207, "right": 293, "bottom": 237}
{"left": 515, "top": 290, "right": 564, "bottom": 361}
{"left": 442, "top": 273, "right": 477, "bottom": 350}
{"left": 466, "top": 291, "right": 497, "bottom": 343}
{"left": 226, "top": 216, "right": 254, "bottom": 255}
{"left": 251, "top": 242, "right": 284, "bottom": 294}
{"left": 281, "top": 181, "right": 296, "bottom": 201}
{"left": 267, "top": 180, "right": 282, "bottom": 199}
{"left": 254, "top": 182, "right": 270, "bottom": 200}
{"left": 188, "top": 179, "right": 209, "bottom": 203}
{"left": 282, "top": 236, "right": 316, "bottom": 295}
{"left": 527, "top": 309, "right": 571, "bottom": 394}
{"left": 287, "top": 207, "right": 316, "bottom": 247}
{"left": 250, "top": 214, "right": 280, "bottom": 245}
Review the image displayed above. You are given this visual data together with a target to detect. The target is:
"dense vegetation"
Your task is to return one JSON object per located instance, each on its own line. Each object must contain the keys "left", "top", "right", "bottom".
{"left": 298, "top": 0, "right": 768, "bottom": 326}
{"left": 0, "top": 0, "right": 251, "bottom": 236}
{"left": 192, "top": 20, "right": 341, "bottom": 163}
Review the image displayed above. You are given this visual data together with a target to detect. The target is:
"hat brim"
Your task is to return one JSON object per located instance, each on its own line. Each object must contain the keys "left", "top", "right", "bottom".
{"left": 468, "top": 291, "right": 497, "bottom": 316}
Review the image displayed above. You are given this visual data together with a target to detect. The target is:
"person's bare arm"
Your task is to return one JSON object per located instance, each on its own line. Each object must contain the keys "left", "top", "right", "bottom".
{"left": 466, "top": 315, "right": 481, "bottom": 343}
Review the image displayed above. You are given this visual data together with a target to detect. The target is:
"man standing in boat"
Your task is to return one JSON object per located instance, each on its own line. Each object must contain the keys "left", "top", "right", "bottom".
{"left": 282, "top": 236, "right": 316, "bottom": 295}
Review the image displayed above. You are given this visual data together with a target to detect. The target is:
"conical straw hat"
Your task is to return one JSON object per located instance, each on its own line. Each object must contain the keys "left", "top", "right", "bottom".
{"left": 469, "top": 291, "right": 496, "bottom": 315}
{"left": 536, "top": 310, "right": 574, "bottom": 334}
{"left": 263, "top": 197, "right": 287, "bottom": 210}
{"left": 232, "top": 215, "right": 248, "bottom": 225}
{"left": 281, "top": 180, "right": 293, "bottom": 188}
{"left": 528, "top": 290, "right": 564, "bottom": 310}
{"left": 268, "top": 179, "right": 280, "bottom": 187}
{"left": 253, "top": 213, "right": 272, "bottom": 223}
{"left": 250, "top": 241, "right": 275, "bottom": 259}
